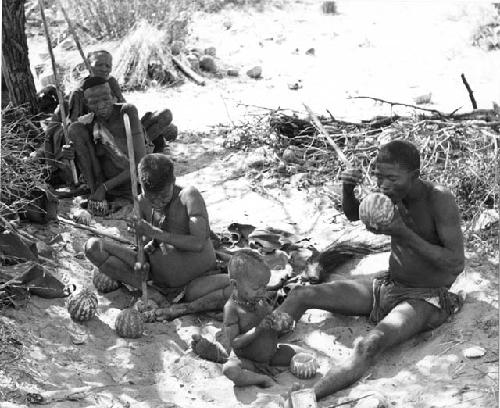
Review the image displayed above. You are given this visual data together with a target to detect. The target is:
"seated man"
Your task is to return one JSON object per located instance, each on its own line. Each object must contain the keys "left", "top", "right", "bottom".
{"left": 85, "top": 154, "right": 231, "bottom": 313}
{"left": 67, "top": 76, "right": 145, "bottom": 204}
{"left": 277, "top": 140, "right": 465, "bottom": 400}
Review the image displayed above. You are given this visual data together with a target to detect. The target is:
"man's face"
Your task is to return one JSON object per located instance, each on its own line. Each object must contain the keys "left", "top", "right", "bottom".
{"left": 373, "top": 162, "right": 417, "bottom": 201}
{"left": 90, "top": 53, "right": 112, "bottom": 79}
{"left": 84, "top": 84, "right": 114, "bottom": 119}
{"left": 143, "top": 184, "right": 174, "bottom": 210}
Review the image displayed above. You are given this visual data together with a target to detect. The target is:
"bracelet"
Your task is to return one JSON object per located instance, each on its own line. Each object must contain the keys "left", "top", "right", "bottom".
{"left": 103, "top": 183, "right": 108, "bottom": 192}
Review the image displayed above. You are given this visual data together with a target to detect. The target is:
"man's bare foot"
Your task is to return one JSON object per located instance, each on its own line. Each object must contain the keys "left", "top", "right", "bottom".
{"left": 191, "top": 334, "right": 228, "bottom": 363}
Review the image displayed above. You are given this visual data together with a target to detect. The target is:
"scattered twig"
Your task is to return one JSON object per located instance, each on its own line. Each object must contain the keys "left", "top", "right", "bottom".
{"left": 349, "top": 95, "right": 448, "bottom": 117}
{"left": 327, "top": 393, "right": 374, "bottom": 408}
{"left": 461, "top": 73, "right": 478, "bottom": 110}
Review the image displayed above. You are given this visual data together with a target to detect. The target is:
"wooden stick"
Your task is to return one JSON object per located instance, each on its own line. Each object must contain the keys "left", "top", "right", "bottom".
{"left": 303, "top": 103, "right": 351, "bottom": 166}
{"left": 123, "top": 112, "right": 148, "bottom": 305}
{"left": 172, "top": 55, "right": 206, "bottom": 86}
{"left": 57, "top": 216, "right": 134, "bottom": 245}
{"left": 461, "top": 73, "right": 478, "bottom": 110}
{"left": 57, "top": 0, "right": 92, "bottom": 73}
{"left": 349, "top": 95, "right": 448, "bottom": 117}
{"left": 38, "top": 0, "right": 79, "bottom": 186}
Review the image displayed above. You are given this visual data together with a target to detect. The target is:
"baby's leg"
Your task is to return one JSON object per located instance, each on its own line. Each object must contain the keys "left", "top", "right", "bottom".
{"left": 222, "top": 355, "right": 274, "bottom": 388}
{"left": 270, "top": 344, "right": 296, "bottom": 367}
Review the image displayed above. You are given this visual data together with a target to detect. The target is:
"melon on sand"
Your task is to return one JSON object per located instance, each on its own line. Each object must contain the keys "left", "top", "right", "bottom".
{"left": 115, "top": 308, "right": 144, "bottom": 339}
{"left": 67, "top": 288, "right": 98, "bottom": 322}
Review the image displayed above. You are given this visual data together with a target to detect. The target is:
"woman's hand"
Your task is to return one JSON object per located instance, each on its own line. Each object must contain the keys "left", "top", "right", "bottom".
{"left": 339, "top": 167, "right": 363, "bottom": 186}
{"left": 135, "top": 219, "right": 161, "bottom": 241}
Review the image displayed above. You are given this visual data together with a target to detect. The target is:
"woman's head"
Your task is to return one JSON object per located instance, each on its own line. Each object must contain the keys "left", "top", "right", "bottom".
{"left": 82, "top": 77, "right": 113, "bottom": 119}
{"left": 138, "top": 154, "right": 176, "bottom": 209}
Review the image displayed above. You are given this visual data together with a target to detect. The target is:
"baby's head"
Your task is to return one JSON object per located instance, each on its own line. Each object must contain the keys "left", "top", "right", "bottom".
{"left": 228, "top": 249, "right": 270, "bottom": 303}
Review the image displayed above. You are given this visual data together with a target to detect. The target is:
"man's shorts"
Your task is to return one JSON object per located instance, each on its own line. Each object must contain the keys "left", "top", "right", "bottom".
{"left": 369, "top": 274, "right": 463, "bottom": 328}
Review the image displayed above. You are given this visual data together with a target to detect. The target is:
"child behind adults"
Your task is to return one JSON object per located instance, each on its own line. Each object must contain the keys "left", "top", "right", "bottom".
{"left": 222, "top": 250, "right": 296, "bottom": 388}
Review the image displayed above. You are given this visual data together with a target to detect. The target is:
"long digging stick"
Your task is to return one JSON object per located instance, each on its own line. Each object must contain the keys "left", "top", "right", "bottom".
{"left": 123, "top": 113, "right": 148, "bottom": 306}
{"left": 38, "top": 0, "right": 78, "bottom": 186}
{"left": 303, "top": 103, "right": 351, "bottom": 166}
{"left": 57, "top": 0, "right": 92, "bottom": 73}
{"left": 57, "top": 216, "right": 134, "bottom": 245}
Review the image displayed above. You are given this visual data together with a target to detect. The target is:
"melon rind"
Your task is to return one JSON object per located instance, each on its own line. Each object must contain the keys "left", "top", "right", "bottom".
{"left": 359, "top": 193, "right": 395, "bottom": 229}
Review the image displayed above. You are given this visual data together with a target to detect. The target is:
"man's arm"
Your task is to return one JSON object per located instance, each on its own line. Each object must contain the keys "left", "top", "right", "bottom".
{"left": 342, "top": 184, "right": 360, "bottom": 221}
{"left": 139, "top": 186, "right": 210, "bottom": 252}
{"left": 386, "top": 188, "right": 465, "bottom": 276}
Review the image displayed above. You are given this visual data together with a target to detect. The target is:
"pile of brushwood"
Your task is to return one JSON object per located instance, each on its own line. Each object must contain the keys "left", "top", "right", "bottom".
{"left": 0, "top": 105, "right": 50, "bottom": 220}
{"left": 222, "top": 100, "right": 499, "bottom": 255}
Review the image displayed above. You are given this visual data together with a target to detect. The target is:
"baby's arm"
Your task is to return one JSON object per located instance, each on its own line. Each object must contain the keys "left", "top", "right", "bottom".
{"left": 223, "top": 303, "right": 260, "bottom": 350}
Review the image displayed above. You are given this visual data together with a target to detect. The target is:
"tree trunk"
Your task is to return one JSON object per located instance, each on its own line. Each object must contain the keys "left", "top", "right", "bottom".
{"left": 2, "top": 0, "right": 39, "bottom": 114}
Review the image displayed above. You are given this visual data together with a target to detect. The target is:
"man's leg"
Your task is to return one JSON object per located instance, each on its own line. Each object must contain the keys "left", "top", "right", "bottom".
{"left": 275, "top": 279, "right": 374, "bottom": 322}
{"left": 68, "top": 123, "right": 102, "bottom": 192}
{"left": 85, "top": 238, "right": 141, "bottom": 287}
{"left": 155, "top": 284, "right": 233, "bottom": 321}
{"left": 313, "top": 300, "right": 449, "bottom": 400}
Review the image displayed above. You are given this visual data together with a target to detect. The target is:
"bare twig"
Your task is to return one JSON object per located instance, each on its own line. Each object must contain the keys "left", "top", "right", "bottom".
{"left": 461, "top": 73, "right": 478, "bottom": 110}
{"left": 349, "top": 95, "right": 449, "bottom": 117}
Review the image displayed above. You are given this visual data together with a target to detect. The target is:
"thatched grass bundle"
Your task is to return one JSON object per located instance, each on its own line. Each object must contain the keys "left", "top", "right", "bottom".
{"left": 113, "top": 20, "right": 188, "bottom": 90}
{"left": 0, "top": 105, "right": 49, "bottom": 216}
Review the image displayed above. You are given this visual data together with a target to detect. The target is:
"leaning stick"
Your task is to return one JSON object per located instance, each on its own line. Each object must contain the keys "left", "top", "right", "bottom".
{"left": 57, "top": 216, "right": 134, "bottom": 245}
{"left": 303, "top": 103, "right": 351, "bottom": 166}
{"left": 57, "top": 0, "right": 92, "bottom": 73}
{"left": 172, "top": 56, "right": 206, "bottom": 86}
{"left": 123, "top": 113, "right": 148, "bottom": 305}
{"left": 38, "top": 0, "right": 79, "bottom": 185}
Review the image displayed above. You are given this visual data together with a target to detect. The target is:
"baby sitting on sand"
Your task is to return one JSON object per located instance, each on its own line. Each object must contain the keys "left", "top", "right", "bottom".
{"left": 222, "top": 249, "right": 296, "bottom": 387}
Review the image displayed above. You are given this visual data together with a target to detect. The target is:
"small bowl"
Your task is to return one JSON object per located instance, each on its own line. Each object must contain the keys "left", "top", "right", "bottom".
{"left": 290, "top": 352, "right": 318, "bottom": 379}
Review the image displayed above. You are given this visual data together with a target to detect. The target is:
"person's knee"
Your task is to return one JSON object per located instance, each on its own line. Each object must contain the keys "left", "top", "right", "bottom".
{"left": 354, "top": 329, "right": 385, "bottom": 362}
{"left": 222, "top": 361, "right": 241, "bottom": 381}
{"left": 84, "top": 237, "right": 106, "bottom": 265}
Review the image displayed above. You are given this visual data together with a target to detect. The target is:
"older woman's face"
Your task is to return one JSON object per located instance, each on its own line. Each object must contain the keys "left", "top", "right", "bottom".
{"left": 84, "top": 84, "right": 114, "bottom": 119}
{"left": 143, "top": 184, "right": 174, "bottom": 210}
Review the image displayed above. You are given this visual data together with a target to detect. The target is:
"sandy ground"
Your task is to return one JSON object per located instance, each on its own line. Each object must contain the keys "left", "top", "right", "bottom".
{"left": 2, "top": 1, "right": 499, "bottom": 407}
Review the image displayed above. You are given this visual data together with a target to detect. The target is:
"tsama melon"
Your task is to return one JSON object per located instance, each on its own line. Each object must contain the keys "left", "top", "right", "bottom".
{"left": 115, "top": 308, "right": 144, "bottom": 339}
{"left": 359, "top": 193, "right": 395, "bottom": 229}
{"left": 92, "top": 269, "right": 121, "bottom": 293}
{"left": 67, "top": 288, "right": 98, "bottom": 322}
